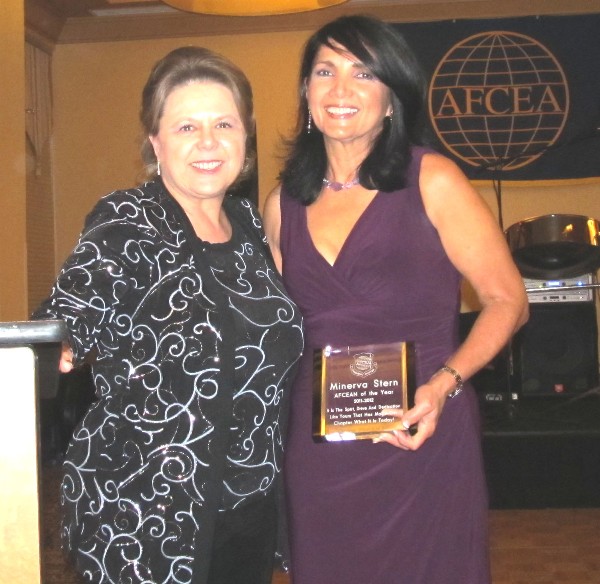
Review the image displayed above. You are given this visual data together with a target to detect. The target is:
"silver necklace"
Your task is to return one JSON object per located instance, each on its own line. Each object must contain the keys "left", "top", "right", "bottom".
{"left": 322, "top": 176, "right": 360, "bottom": 191}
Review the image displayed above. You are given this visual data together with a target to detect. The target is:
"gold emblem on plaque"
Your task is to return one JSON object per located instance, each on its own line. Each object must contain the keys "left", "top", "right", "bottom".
{"left": 350, "top": 353, "right": 377, "bottom": 377}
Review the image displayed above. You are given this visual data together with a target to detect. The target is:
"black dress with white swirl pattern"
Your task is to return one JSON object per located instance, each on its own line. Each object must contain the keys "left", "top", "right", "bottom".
{"left": 202, "top": 221, "right": 300, "bottom": 510}
{"left": 33, "top": 179, "right": 303, "bottom": 584}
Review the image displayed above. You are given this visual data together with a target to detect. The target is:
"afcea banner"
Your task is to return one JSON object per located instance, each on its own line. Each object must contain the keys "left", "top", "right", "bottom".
{"left": 396, "top": 15, "right": 600, "bottom": 181}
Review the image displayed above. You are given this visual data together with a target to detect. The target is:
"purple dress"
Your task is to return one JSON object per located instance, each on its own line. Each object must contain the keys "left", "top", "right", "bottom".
{"left": 279, "top": 147, "right": 491, "bottom": 584}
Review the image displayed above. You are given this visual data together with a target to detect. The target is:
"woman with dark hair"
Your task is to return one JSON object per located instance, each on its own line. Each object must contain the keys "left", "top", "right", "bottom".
{"left": 34, "top": 46, "right": 303, "bottom": 584}
{"left": 279, "top": 14, "right": 426, "bottom": 203}
{"left": 264, "top": 15, "right": 527, "bottom": 584}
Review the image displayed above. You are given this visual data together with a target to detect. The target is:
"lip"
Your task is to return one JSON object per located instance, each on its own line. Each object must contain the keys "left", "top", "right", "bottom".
{"left": 190, "top": 160, "right": 223, "bottom": 172}
{"left": 325, "top": 106, "right": 359, "bottom": 118}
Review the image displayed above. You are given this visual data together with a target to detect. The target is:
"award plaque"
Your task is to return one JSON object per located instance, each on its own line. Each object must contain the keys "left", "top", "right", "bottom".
{"left": 313, "top": 341, "right": 416, "bottom": 442}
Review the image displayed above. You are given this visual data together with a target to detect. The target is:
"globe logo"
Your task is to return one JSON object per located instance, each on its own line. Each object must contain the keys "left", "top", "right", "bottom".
{"left": 428, "top": 31, "right": 569, "bottom": 171}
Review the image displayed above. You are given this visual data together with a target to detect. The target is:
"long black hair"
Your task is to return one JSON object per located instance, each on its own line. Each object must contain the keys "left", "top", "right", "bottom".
{"left": 279, "top": 15, "right": 428, "bottom": 204}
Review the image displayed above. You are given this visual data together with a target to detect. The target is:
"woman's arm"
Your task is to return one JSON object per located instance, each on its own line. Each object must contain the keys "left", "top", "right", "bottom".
{"left": 377, "top": 152, "right": 528, "bottom": 450}
{"left": 263, "top": 185, "right": 283, "bottom": 274}
{"left": 32, "top": 194, "right": 137, "bottom": 367}
{"left": 420, "top": 152, "right": 529, "bottom": 381}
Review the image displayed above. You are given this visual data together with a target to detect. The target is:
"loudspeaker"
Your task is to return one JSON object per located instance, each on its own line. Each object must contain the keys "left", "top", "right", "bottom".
{"left": 459, "top": 312, "right": 511, "bottom": 404}
{"left": 511, "top": 302, "right": 599, "bottom": 397}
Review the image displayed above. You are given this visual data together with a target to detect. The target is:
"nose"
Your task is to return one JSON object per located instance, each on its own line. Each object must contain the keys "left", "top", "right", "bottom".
{"left": 330, "top": 74, "right": 351, "bottom": 98}
{"left": 197, "top": 125, "right": 217, "bottom": 149}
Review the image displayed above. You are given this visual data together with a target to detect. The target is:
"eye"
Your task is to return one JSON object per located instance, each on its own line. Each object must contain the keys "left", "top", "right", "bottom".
{"left": 216, "top": 121, "right": 233, "bottom": 129}
{"left": 313, "top": 67, "right": 333, "bottom": 78}
{"left": 180, "top": 123, "right": 195, "bottom": 132}
{"left": 356, "top": 70, "right": 376, "bottom": 81}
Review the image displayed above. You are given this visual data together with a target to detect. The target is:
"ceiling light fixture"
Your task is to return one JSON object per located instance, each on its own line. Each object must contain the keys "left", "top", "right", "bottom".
{"left": 161, "top": 0, "right": 349, "bottom": 16}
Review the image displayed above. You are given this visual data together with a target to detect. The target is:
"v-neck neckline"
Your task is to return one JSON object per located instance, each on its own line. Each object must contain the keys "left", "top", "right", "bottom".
{"left": 304, "top": 190, "right": 381, "bottom": 268}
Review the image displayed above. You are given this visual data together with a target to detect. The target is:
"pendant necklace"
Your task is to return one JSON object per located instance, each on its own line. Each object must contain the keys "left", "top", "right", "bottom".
{"left": 322, "top": 176, "right": 360, "bottom": 192}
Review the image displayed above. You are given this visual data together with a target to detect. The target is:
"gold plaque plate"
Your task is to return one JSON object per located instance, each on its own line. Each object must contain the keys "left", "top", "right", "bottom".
{"left": 313, "top": 341, "right": 415, "bottom": 442}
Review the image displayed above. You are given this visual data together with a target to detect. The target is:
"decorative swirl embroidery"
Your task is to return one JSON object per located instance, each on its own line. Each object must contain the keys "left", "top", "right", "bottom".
{"left": 35, "top": 184, "right": 303, "bottom": 583}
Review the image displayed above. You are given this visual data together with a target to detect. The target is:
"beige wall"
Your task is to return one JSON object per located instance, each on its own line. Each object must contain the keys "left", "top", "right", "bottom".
{"left": 51, "top": 21, "right": 600, "bottom": 283}
{"left": 0, "top": 2, "right": 28, "bottom": 320}
{"left": 0, "top": 2, "right": 595, "bottom": 317}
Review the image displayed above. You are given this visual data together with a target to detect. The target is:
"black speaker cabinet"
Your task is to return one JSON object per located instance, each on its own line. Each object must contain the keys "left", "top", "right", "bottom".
{"left": 511, "top": 302, "right": 599, "bottom": 397}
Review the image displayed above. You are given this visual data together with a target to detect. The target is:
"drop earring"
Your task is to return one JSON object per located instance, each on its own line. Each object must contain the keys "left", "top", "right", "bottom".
{"left": 156, "top": 160, "right": 161, "bottom": 176}
{"left": 307, "top": 110, "right": 312, "bottom": 134}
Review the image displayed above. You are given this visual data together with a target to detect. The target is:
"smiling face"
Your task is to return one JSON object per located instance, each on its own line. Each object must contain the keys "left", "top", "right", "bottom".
{"left": 149, "top": 81, "right": 246, "bottom": 206}
{"left": 306, "top": 43, "right": 393, "bottom": 149}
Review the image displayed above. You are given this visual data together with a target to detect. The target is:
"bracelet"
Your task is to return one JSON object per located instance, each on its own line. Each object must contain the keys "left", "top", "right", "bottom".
{"left": 438, "top": 365, "right": 463, "bottom": 398}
